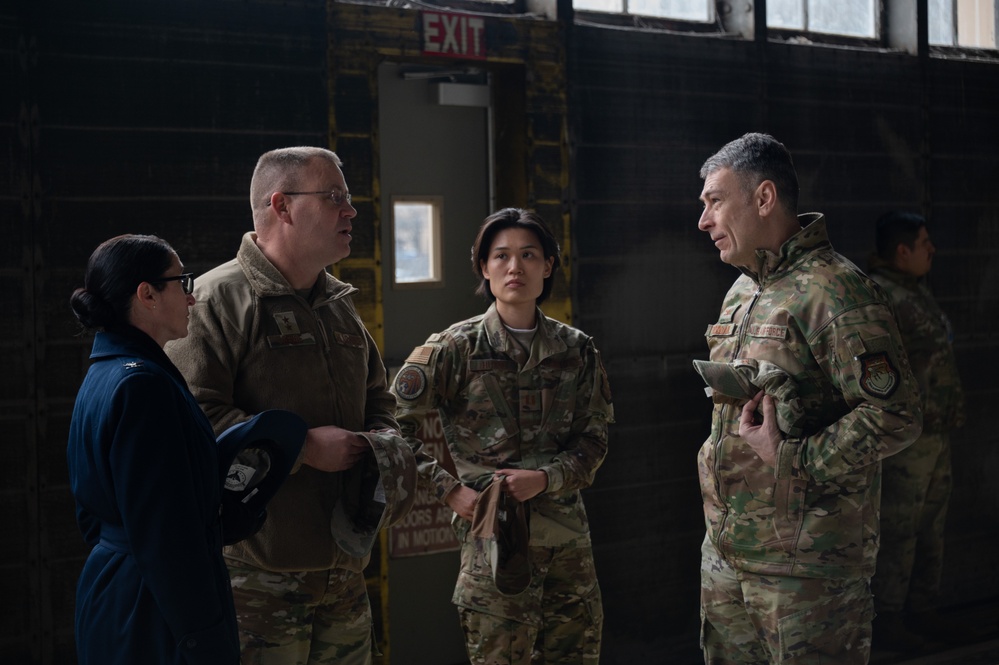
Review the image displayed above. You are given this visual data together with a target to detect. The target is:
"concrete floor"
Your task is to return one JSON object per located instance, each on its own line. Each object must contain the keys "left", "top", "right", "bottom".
{"left": 870, "top": 599, "right": 999, "bottom": 665}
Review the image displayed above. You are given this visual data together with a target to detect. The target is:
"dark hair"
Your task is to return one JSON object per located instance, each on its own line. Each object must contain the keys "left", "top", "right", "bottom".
{"left": 875, "top": 211, "right": 926, "bottom": 261}
{"left": 699, "top": 132, "right": 800, "bottom": 216}
{"left": 471, "top": 208, "right": 561, "bottom": 304}
{"left": 70, "top": 234, "right": 176, "bottom": 331}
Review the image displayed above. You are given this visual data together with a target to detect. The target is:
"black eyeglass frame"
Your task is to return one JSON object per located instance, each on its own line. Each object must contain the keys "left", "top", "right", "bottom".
{"left": 266, "top": 189, "right": 352, "bottom": 207}
{"left": 149, "top": 272, "right": 195, "bottom": 295}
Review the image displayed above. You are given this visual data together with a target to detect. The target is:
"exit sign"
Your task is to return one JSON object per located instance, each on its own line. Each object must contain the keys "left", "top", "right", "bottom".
{"left": 421, "top": 10, "right": 486, "bottom": 60}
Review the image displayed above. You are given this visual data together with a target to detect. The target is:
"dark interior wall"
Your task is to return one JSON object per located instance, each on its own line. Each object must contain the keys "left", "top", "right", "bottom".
{"left": 4, "top": 2, "right": 999, "bottom": 663}
{"left": 4, "top": 2, "right": 328, "bottom": 661}
{"left": 570, "top": 23, "right": 999, "bottom": 661}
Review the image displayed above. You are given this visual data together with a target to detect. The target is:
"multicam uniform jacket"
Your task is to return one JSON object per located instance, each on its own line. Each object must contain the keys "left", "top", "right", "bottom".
{"left": 392, "top": 303, "right": 613, "bottom": 548}
{"left": 868, "top": 260, "right": 965, "bottom": 434}
{"left": 699, "top": 214, "right": 922, "bottom": 579}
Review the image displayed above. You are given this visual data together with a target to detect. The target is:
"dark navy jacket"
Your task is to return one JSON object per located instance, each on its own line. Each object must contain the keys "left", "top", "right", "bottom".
{"left": 67, "top": 327, "right": 238, "bottom": 665}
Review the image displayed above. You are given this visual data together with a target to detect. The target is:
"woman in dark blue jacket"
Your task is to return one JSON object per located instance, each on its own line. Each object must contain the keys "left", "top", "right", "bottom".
{"left": 67, "top": 234, "right": 239, "bottom": 665}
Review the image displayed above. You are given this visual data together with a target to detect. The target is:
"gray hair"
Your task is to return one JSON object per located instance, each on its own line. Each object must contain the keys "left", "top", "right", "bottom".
{"left": 700, "top": 133, "right": 799, "bottom": 216}
{"left": 250, "top": 146, "right": 343, "bottom": 217}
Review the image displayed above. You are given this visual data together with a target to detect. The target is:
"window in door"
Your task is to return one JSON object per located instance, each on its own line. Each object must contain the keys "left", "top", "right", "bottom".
{"left": 392, "top": 196, "right": 444, "bottom": 288}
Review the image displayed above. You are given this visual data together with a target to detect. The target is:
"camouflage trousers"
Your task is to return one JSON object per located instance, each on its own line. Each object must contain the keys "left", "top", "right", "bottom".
{"left": 454, "top": 540, "right": 603, "bottom": 665}
{"left": 700, "top": 537, "right": 873, "bottom": 665}
{"left": 227, "top": 561, "right": 372, "bottom": 665}
{"left": 872, "top": 431, "right": 951, "bottom": 613}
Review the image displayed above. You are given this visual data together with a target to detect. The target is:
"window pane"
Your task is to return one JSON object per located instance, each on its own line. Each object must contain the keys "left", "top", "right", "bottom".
{"left": 574, "top": 0, "right": 623, "bottom": 12}
{"left": 809, "top": 0, "right": 876, "bottom": 37}
{"left": 628, "top": 0, "right": 711, "bottom": 20}
{"left": 929, "top": 0, "right": 956, "bottom": 44}
{"left": 394, "top": 201, "right": 440, "bottom": 284}
{"left": 767, "top": 0, "right": 805, "bottom": 30}
{"left": 957, "top": 0, "right": 996, "bottom": 47}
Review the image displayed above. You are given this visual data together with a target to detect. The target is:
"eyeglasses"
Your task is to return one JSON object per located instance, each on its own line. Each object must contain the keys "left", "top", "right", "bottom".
{"left": 268, "top": 189, "right": 352, "bottom": 207}
{"left": 150, "top": 272, "right": 195, "bottom": 295}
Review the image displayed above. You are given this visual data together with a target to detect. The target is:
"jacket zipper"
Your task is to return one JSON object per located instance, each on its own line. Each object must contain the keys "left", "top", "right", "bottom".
{"left": 311, "top": 297, "right": 336, "bottom": 354}
{"left": 714, "top": 282, "right": 763, "bottom": 552}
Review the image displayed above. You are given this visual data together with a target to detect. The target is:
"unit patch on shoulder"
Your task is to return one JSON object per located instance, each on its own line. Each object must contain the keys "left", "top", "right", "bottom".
{"left": 394, "top": 366, "right": 428, "bottom": 400}
{"left": 858, "top": 352, "right": 899, "bottom": 399}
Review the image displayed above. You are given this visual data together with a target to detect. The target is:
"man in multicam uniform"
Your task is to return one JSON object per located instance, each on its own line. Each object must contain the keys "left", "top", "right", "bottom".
{"left": 167, "top": 146, "right": 416, "bottom": 665}
{"left": 392, "top": 208, "right": 612, "bottom": 665}
{"left": 868, "top": 211, "right": 966, "bottom": 652}
{"left": 695, "top": 133, "right": 923, "bottom": 665}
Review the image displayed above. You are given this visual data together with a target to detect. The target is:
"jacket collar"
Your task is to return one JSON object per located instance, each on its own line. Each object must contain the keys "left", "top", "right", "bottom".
{"left": 867, "top": 255, "right": 923, "bottom": 289}
{"left": 481, "top": 303, "right": 567, "bottom": 369}
{"left": 91, "top": 326, "right": 189, "bottom": 387}
{"left": 236, "top": 232, "right": 358, "bottom": 303}
{"left": 740, "top": 212, "right": 828, "bottom": 284}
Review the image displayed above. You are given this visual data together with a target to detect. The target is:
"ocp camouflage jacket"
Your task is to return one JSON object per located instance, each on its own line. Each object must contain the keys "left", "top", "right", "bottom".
{"left": 392, "top": 304, "right": 613, "bottom": 547}
{"left": 868, "top": 260, "right": 965, "bottom": 433}
{"left": 699, "top": 214, "right": 923, "bottom": 578}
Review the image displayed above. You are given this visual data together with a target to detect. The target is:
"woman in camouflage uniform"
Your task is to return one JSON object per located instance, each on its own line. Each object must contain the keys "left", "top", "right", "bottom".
{"left": 392, "top": 208, "right": 613, "bottom": 665}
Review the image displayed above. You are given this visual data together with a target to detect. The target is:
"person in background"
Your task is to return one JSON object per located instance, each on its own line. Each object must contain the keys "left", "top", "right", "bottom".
{"left": 694, "top": 133, "right": 922, "bottom": 664}
{"left": 166, "top": 146, "right": 416, "bottom": 665}
{"left": 868, "top": 211, "right": 967, "bottom": 652}
{"left": 392, "top": 208, "right": 613, "bottom": 665}
{"left": 67, "top": 234, "right": 239, "bottom": 665}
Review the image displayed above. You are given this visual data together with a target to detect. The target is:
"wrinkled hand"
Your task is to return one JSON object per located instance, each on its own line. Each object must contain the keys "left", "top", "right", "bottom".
{"left": 739, "top": 390, "right": 780, "bottom": 467}
{"left": 445, "top": 485, "right": 478, "bottom": 522}
{"left": 494, "top": 468, "right": 548, "bottom": 502}
{"left": 302, "top": 425, "right": 369, "bottom": 472}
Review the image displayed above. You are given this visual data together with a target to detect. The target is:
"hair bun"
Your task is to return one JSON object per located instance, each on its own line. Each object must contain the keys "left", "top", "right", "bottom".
{"left": 70, "top": 287, "right": 115, "bottom": 330}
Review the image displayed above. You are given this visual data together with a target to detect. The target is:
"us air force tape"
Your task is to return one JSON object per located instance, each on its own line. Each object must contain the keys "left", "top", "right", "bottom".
{"left": 216, "top": 409, "right": 308, "bottom": 545}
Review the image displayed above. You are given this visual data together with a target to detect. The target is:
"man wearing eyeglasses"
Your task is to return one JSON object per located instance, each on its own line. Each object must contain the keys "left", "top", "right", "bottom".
{"left": 167, "top": 146, "right": 417, "bottom": 665}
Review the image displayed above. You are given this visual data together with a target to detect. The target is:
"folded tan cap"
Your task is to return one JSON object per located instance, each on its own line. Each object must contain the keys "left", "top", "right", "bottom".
{"left": 692, "top": 359, "right": 806, "bottom": 437}
{"left": 470, "top": 476, "right": 531, "bottom": 596}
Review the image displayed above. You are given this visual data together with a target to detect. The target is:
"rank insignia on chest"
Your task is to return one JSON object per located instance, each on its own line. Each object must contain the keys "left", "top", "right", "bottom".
{"left": 858, "top": 352, "right": 899, "bottom": 399}
{"left": 273, "top": 311, "right": 301, "bottom": 335}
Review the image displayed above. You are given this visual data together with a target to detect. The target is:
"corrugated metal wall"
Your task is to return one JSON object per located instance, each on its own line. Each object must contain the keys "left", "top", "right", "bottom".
{"left": 3, "top": 2, "right": 998, "bottom": 663}
{"left": 3, "top": 2, "right": 329, "bottom": 661}
{"left": 570, "top": 22, "right": 999, "bottom": 661}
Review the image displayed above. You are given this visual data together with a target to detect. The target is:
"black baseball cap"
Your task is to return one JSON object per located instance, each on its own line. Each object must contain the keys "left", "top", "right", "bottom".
{"left": 216, "top": 409, "right": 308, "bottom": 545}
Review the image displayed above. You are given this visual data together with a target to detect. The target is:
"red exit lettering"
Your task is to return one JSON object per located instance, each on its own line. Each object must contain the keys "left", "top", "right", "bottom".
{"left": 422, "top": 11, "right": 486, "bottom": 60}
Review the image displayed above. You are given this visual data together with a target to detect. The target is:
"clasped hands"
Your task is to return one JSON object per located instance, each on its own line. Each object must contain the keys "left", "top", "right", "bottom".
{"left": 445, "top": 468, "right": 548, "bottom": 522}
